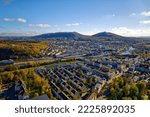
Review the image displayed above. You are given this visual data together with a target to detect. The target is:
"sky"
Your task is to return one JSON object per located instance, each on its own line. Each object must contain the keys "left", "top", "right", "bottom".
{"left": 0, "top": 0, "right": 150, "bottom": 36}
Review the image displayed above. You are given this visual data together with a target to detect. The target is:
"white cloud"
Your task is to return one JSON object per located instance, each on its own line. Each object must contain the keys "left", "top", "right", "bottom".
{"left": 17, "top": 18, "right": 27, "bottom": 23}
{"left": 29, "top": 24, "right": 50, "bottom": 28}
{"left": 0, "top": 31, "right": 43, "bottom": 36}
{"left": 140, "top": 20, "right": 150, "bottom": 24}
{"left": 3, "top": 18, "right": 14, "bottom": 22}
{"left": 111, "top": 27, "right": 150, "bottom": 37}
{"left": 140, "top": 11, "right": 150, "bottom": 16}
{"left": 2, "top": 18, "right": 27, "bottom": 23}
{"left": 66, "top": 23, "right": 80, "bottom": 26}
{"left": 130, "top": 11, "right": 150, "bottom": 17}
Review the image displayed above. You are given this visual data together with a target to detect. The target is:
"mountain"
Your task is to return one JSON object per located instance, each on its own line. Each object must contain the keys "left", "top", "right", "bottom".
{"left": 0, "top": 36, "right": 28, "bottom": 40}
{"left": 92, "top": 32, "right": 124, "bottom": 40}
{"left": 32, "top": 31, "right": 127, "bottom": 41}
{"left": 32, "top": 32, "right": 91, "bottom": 40}
{"left": 2, "top": 31, "right": 147, "bottom": 41}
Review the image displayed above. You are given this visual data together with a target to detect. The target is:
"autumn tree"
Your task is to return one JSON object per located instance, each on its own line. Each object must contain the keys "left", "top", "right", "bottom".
{"left": 129, "top": 83, "right": 139, "bottom": 99}
{"left": 136, "top": 81, "right": 147, "bottom": 95}
{"left": 109, "top": 87, "right": 117, "bottom": 99}
{"left": 121, "top": 86, "right": 128, "bottom": 99}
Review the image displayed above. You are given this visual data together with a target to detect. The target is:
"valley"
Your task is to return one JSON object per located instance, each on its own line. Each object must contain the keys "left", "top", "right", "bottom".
{"left": 0, "top": 32, "right": 149, "bottom": 100}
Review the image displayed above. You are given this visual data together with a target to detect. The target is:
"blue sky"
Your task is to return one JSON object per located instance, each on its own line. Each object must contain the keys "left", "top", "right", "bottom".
{"left": 0, "top": 0, "right": 150, "bottom": 36}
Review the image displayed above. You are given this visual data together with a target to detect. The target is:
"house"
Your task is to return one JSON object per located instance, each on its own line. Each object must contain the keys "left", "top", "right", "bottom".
{"left": 94, "top": 82, "right": 104, "bottom": 93}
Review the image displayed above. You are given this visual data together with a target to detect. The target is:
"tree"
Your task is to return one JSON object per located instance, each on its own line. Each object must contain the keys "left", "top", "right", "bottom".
{"left": 87, "top": 77, "right": 94, "bottom": 86}
{"left": 34, "top": 76, "right": 42, "bottom": 85}
{"left": 122, "top": 97, "right": 132, "bottom": 100}
{"left": 122, "top": 84, "right": 130, "bottom": 97}
{"left": 136, "top": 81, "right": 147, "bottom": 95}
{"left": 109, "top": 87, "right": 117, "bottom": 99}
{"left": 34, "top": 92, "right": 39, "bottom": 97}
{"left": 0, "top": 78, "right": 2, "bottom": 90}
{"left": 119, "top": 78, "right": 124, "bottom": 88}
{"left": 113, "top": 82, "right": 119, "bottom": 90}
{"left": 7, "top": 72, "right": 14, "bottom": 81}
{"left": 79, "top": 70, "right": 84, "bottom": 76}
{"left": 20, "top": 70, "right": 27, "bottom": 80}
{"left": 129, "top": 83, "right": 139, "bottom": 99}
{"left": 147, "top": 90, "right": 150, "bottom": 99}
{"left": 46, "top": 89, "right": 52, "bottom": 99}
{"left": 0, "top": 68, "right": 4, "bottom": 72}
{"left": 141, "top": 95, "right": 148, "bottom": 100}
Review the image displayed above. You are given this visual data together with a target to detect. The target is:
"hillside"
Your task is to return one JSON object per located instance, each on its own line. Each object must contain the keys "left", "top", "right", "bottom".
{"left": 32, "top": 32, "right": 91, "bottom": 40}
{"left": 0, "top": 31, "right": 145, "bottom": 41}
{"left": 92, "top": 32, "right": 124, "bottom": 40}
{"left": 33, "top": 31, "right": 125, "bottom": 40}
{"left": 0, "top": 40, "right": 48, "bottom": 60}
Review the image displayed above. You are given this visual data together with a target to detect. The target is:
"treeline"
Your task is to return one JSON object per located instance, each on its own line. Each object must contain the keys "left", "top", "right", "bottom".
{"left": 107, "top": 77, "right": 150, "bottom": 100}
{"left": 0, "top": 68, "right": 52, "bottom": 99}
{"left": 0, "top": 40, "right": 48, "bottom": 60}
{"left": 0, "top": 58, "right": 76, "bottom": 73}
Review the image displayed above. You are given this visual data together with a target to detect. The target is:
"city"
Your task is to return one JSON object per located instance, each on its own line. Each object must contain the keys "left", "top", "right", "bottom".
{"left": 0, "top": 0, "right": 150, "bottom": 100}
{"left": 0, "top": 32, "right": 149, "bottom": 100}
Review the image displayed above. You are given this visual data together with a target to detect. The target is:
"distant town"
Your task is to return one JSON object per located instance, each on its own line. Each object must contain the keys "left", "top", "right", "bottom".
{"left": 0, "top": 32, "right": 149, "bottom": 100}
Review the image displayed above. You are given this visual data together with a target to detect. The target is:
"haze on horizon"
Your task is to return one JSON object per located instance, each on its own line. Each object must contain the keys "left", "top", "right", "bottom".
{"left": 0, "top": 0, "right": 150, "bottom": 37}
